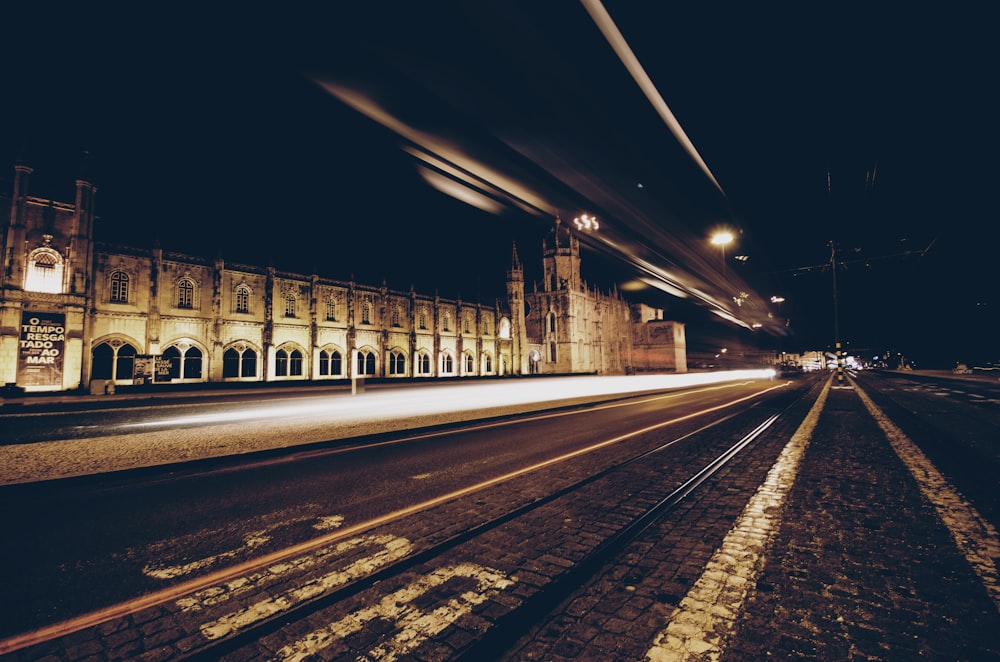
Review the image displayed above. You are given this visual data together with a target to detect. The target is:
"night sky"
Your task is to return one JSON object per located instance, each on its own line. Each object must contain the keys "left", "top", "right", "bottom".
{"left": 2, "top": 3, "right": 996, "bottom": 368}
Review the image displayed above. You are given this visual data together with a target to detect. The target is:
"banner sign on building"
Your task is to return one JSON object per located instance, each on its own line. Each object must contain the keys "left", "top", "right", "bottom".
{"left": 134, "top": 355, "right": 173, "bottom": 384}
{"left": 17, "top": 311, "right": 66, "bottom": 389}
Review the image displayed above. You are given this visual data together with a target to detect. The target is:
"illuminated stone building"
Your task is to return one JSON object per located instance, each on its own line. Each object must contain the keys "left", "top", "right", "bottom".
{"left": 1, "top": 164, "right": 685, "bottom": 392}
{"left": 513, "top": 221, "right": 634, "bottom": 375}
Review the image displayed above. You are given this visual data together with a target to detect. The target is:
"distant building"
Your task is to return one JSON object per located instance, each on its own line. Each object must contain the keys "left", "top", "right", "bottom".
{"left": 1, "top": 164, "right": 685, "bottom": 392}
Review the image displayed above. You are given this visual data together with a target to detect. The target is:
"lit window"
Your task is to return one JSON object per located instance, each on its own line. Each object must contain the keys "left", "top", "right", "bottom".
{"left": 498, "top": 318, "right": 511, "bottom": 339}
{"left": 24, "top": 248, "right": 64, "bottom": 293}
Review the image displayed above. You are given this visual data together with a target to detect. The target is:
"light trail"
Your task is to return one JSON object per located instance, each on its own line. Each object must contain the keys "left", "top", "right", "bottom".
{"left": 580, "top": 0, "right": 727, "bottom": 198}
{"left": 122, "top": 370, "right": 776, "bottom": 429}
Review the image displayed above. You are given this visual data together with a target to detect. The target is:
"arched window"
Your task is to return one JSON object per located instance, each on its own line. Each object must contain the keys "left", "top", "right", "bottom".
{"left": 177, "top": 278, "right": 195, "bottom": 309}
{"left": 498, "top": 317, "right": 511, "bottom": 339}
{"left": 223, "top": 345, "right": 258, "bottom": 379}
{"left": 389, "top": 350, "right": 406, "bottom": 375}
{"left": 289, "top": 349, "right": 303, "bottom": 375}
{"left": 24, "top": 247, "right": 64, "bottom": 293}
{"left": 483, "top": 353, "right": 493, "bottom": 373}
{"left": 284, "top": 293, "right": 297, "bottom": 318}
{"left": 91, "top": 340, "right": 138, "bottom": 382}
{"left": 162, "top": 344, "right": 203, "bottom": 380}
{"left": 391, "top": 306, "right": 402, "bottom": 327}
{"left": 275, "top": 347, "right": 304, "bottom": 377}
{"left": 325, "top": 296, "right": 338, "bottom": 321}
{"left": 110, "top": 271, "right": 129, "bottom": 303}
{"left": 548, "top": 313, "right": 557, "bottom": 333}
{"left": 463, "top": 316, "right": 471, "bottom": 334}
{"left": 417, "top": 351, "right": 431, "bottom": 375}
{"left": 441, "top": 352, "right": 454, "bottom": 374}
{"left": 442, "top": 313, "right": 450, "bottom": 332}
{"left": 361, "top": 301, "right": 374, "bottom": 324}
{"left": 235, "top": 284, "right": 251, "bottom": 314}
{"left": 483, "top": 317, "right": 491, "bottom": 336}
{"left": 418, "top": 310, "right": 428, "bottom": 330}
{"left": 319, "top": 349, "right": 342, "bottom": 376}
{"left": 357, "top": 349, "right": 376, "bottom": 375}
{"left": 464, "top": 351, "right": 474, "bottom": 374}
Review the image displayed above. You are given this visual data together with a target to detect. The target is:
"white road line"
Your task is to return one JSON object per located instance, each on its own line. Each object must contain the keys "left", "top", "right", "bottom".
{"left": 852, "top": 379, "right": 1000, "bottom": 613}
{"left": 645, "top": 378, "right": 830, "bottom": 661}
{"left": 143, "top": 530, "right": 271, "bottom": 580}
{"left": 192, "top": 533, "right": 412, "bottom": 640}
{"left": 274, "top": 563, "right": 515, "bottom": 662}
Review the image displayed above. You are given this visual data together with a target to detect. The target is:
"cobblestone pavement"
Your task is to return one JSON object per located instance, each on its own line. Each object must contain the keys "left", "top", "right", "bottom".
{"left": 504, "top": 376, "right": 1000, "bottom": 661}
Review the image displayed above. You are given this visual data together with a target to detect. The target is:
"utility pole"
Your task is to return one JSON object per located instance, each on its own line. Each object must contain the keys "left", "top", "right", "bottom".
{"left": 829, "top": 241, "right": 844, "bottom": 384}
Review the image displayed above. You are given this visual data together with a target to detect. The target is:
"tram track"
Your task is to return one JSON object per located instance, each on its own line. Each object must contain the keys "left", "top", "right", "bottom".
{"left": 2, "top": 377, "right": 819, "bottom": 661}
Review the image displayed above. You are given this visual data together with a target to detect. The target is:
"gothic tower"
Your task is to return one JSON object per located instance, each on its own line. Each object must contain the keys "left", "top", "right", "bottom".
{"left": 542, "top": 217, "right": 581, "bottom": 293}
{"left": 506, "top": 242, "right": 527, "bottom": 375}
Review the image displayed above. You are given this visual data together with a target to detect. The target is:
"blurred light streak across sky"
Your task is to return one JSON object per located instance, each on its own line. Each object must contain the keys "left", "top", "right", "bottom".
{"left": 580, "top": 0, "right": 727, "bottom": 197}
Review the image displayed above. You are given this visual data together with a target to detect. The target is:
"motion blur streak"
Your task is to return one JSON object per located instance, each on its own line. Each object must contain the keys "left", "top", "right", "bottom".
{"left": 580, "top": 0, "right": 727, "bottom": 198}
{"left": 315, "top": 81, "right": 554, "bottom": 218}
{"left": 125, "top": 371, "right": 776, "bottom": 429}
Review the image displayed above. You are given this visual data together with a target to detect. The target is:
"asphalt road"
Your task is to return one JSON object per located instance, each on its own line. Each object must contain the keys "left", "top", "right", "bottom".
{"left": 0, "top": 376, "right": 791, "bottom": 642}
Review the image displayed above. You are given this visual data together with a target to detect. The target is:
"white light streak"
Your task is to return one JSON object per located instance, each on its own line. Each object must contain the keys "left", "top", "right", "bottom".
{"left": 124, "top": 372, "right": 775, "bottom": 430}
{"left": 580, "top": 0, "right": 727, "bottom": 198}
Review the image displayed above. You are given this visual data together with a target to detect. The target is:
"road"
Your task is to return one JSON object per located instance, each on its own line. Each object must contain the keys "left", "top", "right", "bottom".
{"left": 0, "top": 369, "right": 997, "bottom": 660}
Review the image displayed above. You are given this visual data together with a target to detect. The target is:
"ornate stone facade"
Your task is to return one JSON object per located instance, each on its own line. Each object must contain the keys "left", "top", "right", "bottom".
{"left": 1, "top": 165, "right": 685, "bottom": 392}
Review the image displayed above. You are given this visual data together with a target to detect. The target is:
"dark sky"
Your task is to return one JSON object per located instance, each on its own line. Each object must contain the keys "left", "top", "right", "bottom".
{"left": 3, "top": 3, "right": 997, "bottom": 367}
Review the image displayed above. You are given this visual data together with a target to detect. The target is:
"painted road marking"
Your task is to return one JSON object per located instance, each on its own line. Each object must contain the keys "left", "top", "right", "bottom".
{"left": 853, "top": 380, "right": 1000, "bottom": 612}
{"left": 645, "top": 378, "right": 830, "bottom": 661}
{"left": 189, "top": 533, "right": 412, "bottom": 640}
{"left": 143, "top": 514, "right": 344, "bottom": 580}
{"left": 274, "top": 563, "right": 515, "bottom": 662}
{"left": 144, "top": 530, "right": 272, "bottom": 580}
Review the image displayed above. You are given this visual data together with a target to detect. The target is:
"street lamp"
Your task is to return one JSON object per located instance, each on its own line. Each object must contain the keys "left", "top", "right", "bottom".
{"left": 710, "top": 230, "right": 734, "bottom": 276}
{"left": 573, "top": 214, "right": 599, "bottom": 232}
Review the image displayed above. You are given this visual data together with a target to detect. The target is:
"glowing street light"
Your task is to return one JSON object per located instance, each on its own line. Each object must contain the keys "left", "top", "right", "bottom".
{"left": 710, "top": 230, "right": 734, "bottom": 275}
{"left": 573, "top": 214, "right": 599, "bottom": 231}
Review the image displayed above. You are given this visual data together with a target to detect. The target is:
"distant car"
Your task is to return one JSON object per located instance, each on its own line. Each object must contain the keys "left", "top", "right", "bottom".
{"left": 953, "top": 364, "right": 972, "bottom": 374}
